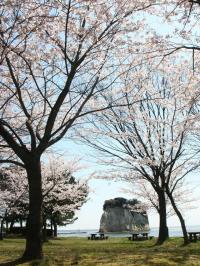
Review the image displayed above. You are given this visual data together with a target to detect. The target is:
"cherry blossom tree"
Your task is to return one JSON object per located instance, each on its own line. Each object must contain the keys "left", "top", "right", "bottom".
{"left": 0, "top": 166, "right": 28, "bottom": 240}
{"left": 82, "top": 64, "right": 200, "bottom": 244}
{"left": 0, "top": 0, "right": 156, "bottom": 260}
{"left": 41, "top": 156, "right": 89, "bottom": 240}
{"left": 0, "top": 156, "right": 89, "bottom": 241}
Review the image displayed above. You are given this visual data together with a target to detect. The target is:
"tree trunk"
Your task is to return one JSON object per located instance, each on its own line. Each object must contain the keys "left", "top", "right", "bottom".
{"left": 43, "top": 218, "right": 47, "bottom": 242}
{"left": 6, "top": 220, "right": 8, "bottom": 231}
{"left": 22, "top": 158, "right": 43, "bottom": 260}
{"left": 0, "top": 218, "right": 5, "bottom": 240}
{"left": 50, "top": 217, "right": 53, "bottom": 231}
{"left": 157, "top": 189, "right": 169, "bottom": 244}
{"left": 1, "top": 210, "right": 7, "bottom": 240}
{"left": 53, "top": 222, "right": 57, "bottom": 237}
{"left": 20, "top": 218, "right": 23, "bottom": 230}
{"left": 167, "top": 190, "right": 189, "bottom": 244}
{"left": 9, "top": 219, "right": 15, "bottom": 233}
{"left": 50, "top": 216, "right": 54, "bottom": 237}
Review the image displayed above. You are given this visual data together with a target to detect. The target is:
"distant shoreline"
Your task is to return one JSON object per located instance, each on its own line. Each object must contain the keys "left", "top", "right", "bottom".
{"left": 58, "top": 225, "right": 200, "bottom": 238}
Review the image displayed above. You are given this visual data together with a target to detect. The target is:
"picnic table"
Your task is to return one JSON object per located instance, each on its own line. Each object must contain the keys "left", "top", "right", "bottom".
{"left": 99, "top": 233, "right": 105, "bottom": 239}
{"left": 90, "top": 233, "right": 97, "bottom": 240}
{"left": 88, "top": 233, "right": 108, "bottom": 240}
{"left": 128, "top": 232, "right": 149, "bottom": 241}
{"left": 188, "top": 232, "right": 200, "bottom": 242}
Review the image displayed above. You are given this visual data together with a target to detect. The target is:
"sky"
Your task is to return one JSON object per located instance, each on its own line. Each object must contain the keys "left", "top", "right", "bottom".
{"left": 56, "top": 140, "right": 200, "bottom": 231}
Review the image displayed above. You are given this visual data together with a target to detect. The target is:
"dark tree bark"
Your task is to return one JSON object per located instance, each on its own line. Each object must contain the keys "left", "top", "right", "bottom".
{"left": 50, "top": 217, "right": 53, "bottom": 232}
{"left": 6, "top": 220, "right": 8, "bottom": 231}
{"left": 53, "top": 222, "right": 57, "bottom": 237}
{"left": 43, "top": 218, "right": 47, "bottom": 242}
{"left": 166, "top": 189, "right": 189, "bottom": 244}
{"left": 0, "top": 218, "right": 5, "bottom": 240}
{"left": 22, "top": 158, "right": 43, "bottom": 260}
{"left": 9, "top": 219, "right": 15, "bottom": 232}
{"left": 157, "top": 189, "right": 169, "bottom": 244}
{"left": 0, "top": 210, "right": 8, "bottom": 240}
{"left": 20, "top": 218, "right": 23, "bottom": 230}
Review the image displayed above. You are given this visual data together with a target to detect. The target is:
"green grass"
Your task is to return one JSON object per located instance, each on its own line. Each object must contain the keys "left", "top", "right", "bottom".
{"left": 1, "top": 237, "right": 200, "bottom": 265}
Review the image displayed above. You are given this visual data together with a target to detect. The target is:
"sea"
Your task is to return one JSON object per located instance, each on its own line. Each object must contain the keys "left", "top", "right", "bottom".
{"left": 58, "top": 225, "right": 200, "bottom": 238}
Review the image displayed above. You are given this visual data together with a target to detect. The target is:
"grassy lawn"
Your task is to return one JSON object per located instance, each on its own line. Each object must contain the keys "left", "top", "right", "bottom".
{"left": 1, "top": 237, "right": 200, "bottom": 265}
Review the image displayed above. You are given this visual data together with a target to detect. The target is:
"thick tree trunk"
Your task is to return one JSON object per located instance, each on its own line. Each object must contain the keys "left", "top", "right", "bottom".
{"left": 43, "top": 218, "right": 47, "bottom": 242}
{"left": 20, "top": 218, "right": 23, "bottom": 230}
{"left": 167, "top": 191, "right": 189, "bottom": 244}
{"left": 6, "top": 220, "right": 8, "bottom": 231}
{"left": 1, "top": 210, "right": 7, "bottom": 240}
{"left": 22, "top": 159, "right": 43, "bottom": 260}
{"left": 53, "top": 222, "right": 57, "bottom": 237}
{"left": 157, "top": 190, "right": 169, "bottom": 244}
{"left": 9, "top": 219, "right": 15, "bottom": 233}
{"left": 50, "top": 216, "right": 54, "bottom": 237}
{"left": 50, "top": 217, "right": 53, "bottom": 231}
{"left": 0, "top": 218, "right": 5, "bottom": 240}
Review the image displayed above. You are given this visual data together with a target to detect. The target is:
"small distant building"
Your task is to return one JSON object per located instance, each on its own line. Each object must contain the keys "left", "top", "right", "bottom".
{"left": 99, "top": 197, "right": 149, "bottom": 232}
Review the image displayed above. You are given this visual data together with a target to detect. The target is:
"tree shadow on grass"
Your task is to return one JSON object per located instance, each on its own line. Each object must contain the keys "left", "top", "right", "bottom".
{"left": 0, "top": 258, "right": 23, "bottom": 266}
{"left": 0, "top": 257, "right": 49, "bottom": 266}
{"left": 0, "top": 258, "right": 27, "bottom": 266}
{"left": 0, "top": 257, "right": 33, "bottom": 266}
